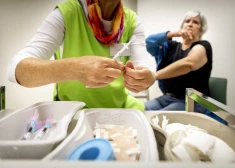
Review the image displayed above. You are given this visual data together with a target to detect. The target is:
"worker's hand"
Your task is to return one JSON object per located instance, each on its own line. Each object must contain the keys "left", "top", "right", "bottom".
{"left": 71, "top": 56, "right": 125, "bottom": 88}
{"left": 123, "top": 61, "right": 156, "bottom": 93}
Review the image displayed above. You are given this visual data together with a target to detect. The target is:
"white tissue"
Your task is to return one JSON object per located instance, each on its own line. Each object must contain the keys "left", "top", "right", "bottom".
{"left": 208, "top": 136, "right": 235, "bottom": 163}
{"left": 172, "top": 141, "right": 194, "bottom": 161}
{"left": 165, "top": 123, "right": 207, "bottom": 136}
{"left": 152, "top": 116, "right": 160, "bottom": 128}
{"left": 161, "top": 115, "right": 235, "bottom": 163}
{"left": 162, "top": 115, "right": 169, "bottom": 130}
{"left": 183, "top": 131, "right": 215, "bottom": 155}
{"left": 170, "top": 130, "right": 187, "bottom": 147}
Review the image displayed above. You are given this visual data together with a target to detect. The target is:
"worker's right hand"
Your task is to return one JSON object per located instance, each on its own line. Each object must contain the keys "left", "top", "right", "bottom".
{"left": 69, "top": 56, "right": 125, "bottom": 88}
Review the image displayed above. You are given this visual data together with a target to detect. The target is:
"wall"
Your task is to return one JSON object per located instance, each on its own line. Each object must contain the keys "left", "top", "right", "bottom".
{"left": 123, "top": 0, "right": 137, "bottom": 13}
{"left": 138, "top": 0, "right": 235, "bottom": 109}
{"left": 0, "top": 0, "right": 62, "bottom": 110}
{"left": 3, "top": 0, "right": 234, "bottom": 110}
{"left": 0, "top": 0, "right": 137, "bottom": 110}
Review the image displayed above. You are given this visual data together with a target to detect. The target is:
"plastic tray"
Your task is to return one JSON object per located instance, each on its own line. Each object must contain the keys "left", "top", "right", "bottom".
{"left": 146, "top": 111, "right": 235, "bottom": 161}
{"left": 43, "top": 108, "right": 159, "bottom": 161}
{"left": 0, "top": 101, "right": 85, "bottom": 159}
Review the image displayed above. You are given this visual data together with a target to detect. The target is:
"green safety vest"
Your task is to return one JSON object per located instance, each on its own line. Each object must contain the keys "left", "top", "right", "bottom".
{"left": 54, "top": 0, "right": 144, "bottom": 110}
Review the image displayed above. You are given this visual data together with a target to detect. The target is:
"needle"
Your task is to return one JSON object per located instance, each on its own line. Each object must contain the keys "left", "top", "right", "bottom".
{"left": 112, "top": 36, "right": 135, "bottom": 61}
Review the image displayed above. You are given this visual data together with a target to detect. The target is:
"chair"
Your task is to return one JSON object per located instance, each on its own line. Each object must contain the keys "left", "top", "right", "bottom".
{"left": 209, "top": 77, "right": 227, "bottom": 105}
{"left": 129, "top": 77, "right": 227, "bottom": 105}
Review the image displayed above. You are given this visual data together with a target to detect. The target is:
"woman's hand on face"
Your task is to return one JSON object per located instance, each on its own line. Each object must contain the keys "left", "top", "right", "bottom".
{"left": 123, "top": 61, "right": 156, "bottom": 93}
{"left": 179, "top": 29, "right": 193, "bottom": 40}
{"left": 168, "top": 30, "right": 193, "bottom": 40}
{"left": 71, "top": 56, "right": 125, "bottom": 88}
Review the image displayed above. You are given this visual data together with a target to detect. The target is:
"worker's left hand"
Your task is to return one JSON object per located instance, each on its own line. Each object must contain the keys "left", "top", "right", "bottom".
{"left": 123, "top": 61, "right": 156, "bottom": 93}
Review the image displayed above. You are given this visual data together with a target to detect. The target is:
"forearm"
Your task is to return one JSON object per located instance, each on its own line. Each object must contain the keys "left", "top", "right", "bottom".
{"left": 166, "top": 31, "right": 180, "bottom": 39}
{"left": 8, "top": 8, "right": 66, "bottom": 86}
{"left": 16, "top": 58, "right": 75, "bottom": 87}
{"left": 146, "top": 32, "right": 169, "bottom": 45}
{"left": 156, "top": 59, "right": 192, "bottom": 80}
{"left": 146, "top": 31, "right": 169, "bottom": 57}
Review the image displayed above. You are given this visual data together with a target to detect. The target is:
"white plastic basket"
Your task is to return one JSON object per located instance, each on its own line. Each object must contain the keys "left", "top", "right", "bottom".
{"left": 43, "top": 108, "right": 159, "bottom": 161}
{"left": 146, "top": 111, "right": 235, "bottom": 161}
{"left": 0, "top": 101, "right": 85, "bottom": 159}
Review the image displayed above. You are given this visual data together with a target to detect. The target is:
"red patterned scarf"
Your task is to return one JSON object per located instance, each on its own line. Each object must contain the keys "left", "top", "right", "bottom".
{"left": 86, "top": 0, "right": 124, "bottom": 46}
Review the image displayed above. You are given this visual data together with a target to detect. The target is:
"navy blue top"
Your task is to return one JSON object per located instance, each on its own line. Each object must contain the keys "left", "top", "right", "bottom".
{"left": 146, "top": 32, "right": 213, "bottom": 98}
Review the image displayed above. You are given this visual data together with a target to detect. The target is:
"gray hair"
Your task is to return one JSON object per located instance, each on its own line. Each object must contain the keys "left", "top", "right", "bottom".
{"left": 180, "top": 11, "right": 208, "bottom": 37}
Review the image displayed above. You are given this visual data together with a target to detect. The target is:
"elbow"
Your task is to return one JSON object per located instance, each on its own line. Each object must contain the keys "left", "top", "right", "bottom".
{"left": 145, "top": 38, "right": 153, "bottom": 49}
{"left": 191, "top": 64, "right": 198, "bottom": 71}
{"left": 146, "top": 34, "right": 158, "bottom": 45}
{"left": 146, "top": 46, "right": 152, "bottom": 53}
{"left": 145, "top": 36, "right": 152, "bottom": 44}
{"left": 184, "top": 60, "right": 197, "bottom": 72}
{"left": 186, "top": 59, "right": 202, "bottom": 71}
{"left": 14, "top": 68, "right": 35, "bottom": 88}
{"left": 146, "top": 47, "right": 158, "bottom": 56}
{"left": 15, "top": 73, "right": 36, "bottom": 88}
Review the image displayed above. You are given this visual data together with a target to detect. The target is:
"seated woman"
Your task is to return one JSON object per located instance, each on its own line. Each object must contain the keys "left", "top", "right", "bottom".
{"left": 145, "top": 10, "right": 212, "bottom": 113}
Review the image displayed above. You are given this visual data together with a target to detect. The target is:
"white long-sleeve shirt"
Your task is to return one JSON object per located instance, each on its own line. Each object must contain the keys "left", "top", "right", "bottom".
{"left": 8, "top": 6, "right": 153, "bottom": 84}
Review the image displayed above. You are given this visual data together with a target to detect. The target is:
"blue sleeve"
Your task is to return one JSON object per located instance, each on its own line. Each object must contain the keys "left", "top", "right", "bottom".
{"left": 146, "top": 32, "right": 171, "bottom": 94}
{"left": 146, "top": 31, "right": 170, "bottom": 57}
